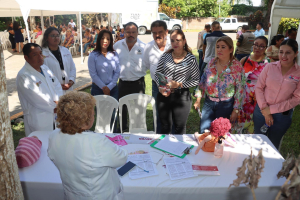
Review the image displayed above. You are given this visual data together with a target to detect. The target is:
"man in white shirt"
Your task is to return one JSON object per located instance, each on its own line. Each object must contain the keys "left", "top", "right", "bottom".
{"left": 142, "top": 20, "right": 171, "bottom": 133}
{"left": 114, "top": 22, "right": 146, "bottom": 131}
{"left": 16, "top": 43, "right": 63, "bottom": 136}
{"left": 68, "top": 19, "right": 76, "bottom": 28}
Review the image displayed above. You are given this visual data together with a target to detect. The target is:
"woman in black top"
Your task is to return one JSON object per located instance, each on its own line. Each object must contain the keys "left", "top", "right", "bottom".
{"left": 7, "top": 23, "right": 16, "bottom": 52}
{"left": 13, "top": 21, "right": 24, "bottom": 53}
{"left": 155, "top": 29, "right": 200, "bottom": 134}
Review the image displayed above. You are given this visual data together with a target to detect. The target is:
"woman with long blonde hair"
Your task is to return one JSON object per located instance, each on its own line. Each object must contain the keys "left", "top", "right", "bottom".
{"left": 194, "top": 36, "right": 246, "bottom": 133}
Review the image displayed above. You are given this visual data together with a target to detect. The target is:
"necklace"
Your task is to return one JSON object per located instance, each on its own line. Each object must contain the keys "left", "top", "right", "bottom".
{"left": 172, "top": 51, "right": 185, "bottom": 59}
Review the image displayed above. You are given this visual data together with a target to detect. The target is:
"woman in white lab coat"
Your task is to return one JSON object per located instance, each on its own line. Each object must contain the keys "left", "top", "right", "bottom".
{"left": 17, "top": 43, "right": 63, "bottom": 136}
{"left": 42, "top": 27, "right": 76, "bottom": 94}
{"left": 48, "top": 91, "right": 128, "bottom": 200}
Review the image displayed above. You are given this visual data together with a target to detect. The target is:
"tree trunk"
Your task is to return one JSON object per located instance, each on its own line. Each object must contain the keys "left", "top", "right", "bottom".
{"left": 264, "top": 0, "right": 274, "bottom": 29}
{"left": 0, "top": 44, "right": 24, "bottom": 200}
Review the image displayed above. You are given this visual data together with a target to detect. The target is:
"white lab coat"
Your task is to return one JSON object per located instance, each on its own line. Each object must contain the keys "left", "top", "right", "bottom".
{"left": 42, "top": 46, "right": 76, "bottom": 94}
{"left": 16, "top": 62, "right": 63, "bottom": 136}
{"left": 48, "top": 129, "right": 128, "bottom": 200}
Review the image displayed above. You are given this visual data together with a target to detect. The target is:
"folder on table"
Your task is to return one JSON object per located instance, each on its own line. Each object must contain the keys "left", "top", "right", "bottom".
{"left": 150, "top": 135, "right": 194, "bottom": 158}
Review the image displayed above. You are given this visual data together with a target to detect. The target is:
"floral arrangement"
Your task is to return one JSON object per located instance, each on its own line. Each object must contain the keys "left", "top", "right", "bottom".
{"left": 210, "top": 117, "right": 231, "bottom": 138}
{"left": 195, "top": 117, "right": 232, "bottom": 153}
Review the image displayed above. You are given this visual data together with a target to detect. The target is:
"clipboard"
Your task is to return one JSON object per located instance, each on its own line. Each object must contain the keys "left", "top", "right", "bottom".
{"left": 150, "top": 135, "right": 194, "bottom": 158}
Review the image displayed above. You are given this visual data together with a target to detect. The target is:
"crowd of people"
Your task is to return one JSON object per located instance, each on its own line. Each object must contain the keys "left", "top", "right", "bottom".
{"left": 15, "top": 19, "right": 299, "bottom": 199}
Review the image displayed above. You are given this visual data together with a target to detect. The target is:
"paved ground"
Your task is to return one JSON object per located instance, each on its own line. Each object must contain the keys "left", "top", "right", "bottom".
{"left": 4, "top": 31, "right": 236, "bottom": 117}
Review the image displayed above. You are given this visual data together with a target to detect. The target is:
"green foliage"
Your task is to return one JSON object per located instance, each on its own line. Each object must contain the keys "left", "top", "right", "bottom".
{"left": 158, "top": 4, "right": 180, "bottom": 18}
{"left": 214, "top": 1, "right": 232, "bottom": 18}
{"left": 248, "top": 10, "right": 263, "bottom": 29}
{"left": 278, "top": 18, "right": 300, "bottom": 34}
{"left": 230, "top": 4, "right": 264, "bottom": 16}
{"left": 162, "top": 0, "right": 231, "bottom": 18}
{"left": 54, "top": 15, "right": 77, "bottom": 26}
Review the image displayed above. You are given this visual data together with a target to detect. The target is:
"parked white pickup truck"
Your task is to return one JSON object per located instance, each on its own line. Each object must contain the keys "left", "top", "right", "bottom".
{"left": 215, "top": 18, "right": 248, "bottom": 32}
{"left": 121, "top": 12, "right": 183, "bottom": 35}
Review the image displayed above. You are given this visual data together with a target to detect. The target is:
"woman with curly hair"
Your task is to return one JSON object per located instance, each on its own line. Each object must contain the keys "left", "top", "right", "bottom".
{"left": 48, "top": 91, "right": 128, "bottom": 200}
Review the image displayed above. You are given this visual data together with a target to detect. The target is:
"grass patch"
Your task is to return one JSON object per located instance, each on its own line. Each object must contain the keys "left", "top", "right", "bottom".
{"left": 11, "top": 50, "right": 300, "bottom": 158}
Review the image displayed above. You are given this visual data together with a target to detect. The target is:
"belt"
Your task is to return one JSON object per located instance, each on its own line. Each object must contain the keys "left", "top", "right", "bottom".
{"left": 120, "top": 77, "right": 144, "bottom": 82}
{"left": 208, "top": 96, "right": 232, "bottom": 102}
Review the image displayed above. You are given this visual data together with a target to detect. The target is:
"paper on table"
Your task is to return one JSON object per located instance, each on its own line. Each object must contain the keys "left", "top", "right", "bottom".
{"left": 164, "top": 157, "right": 196, "bottom": 181}
{"left": 106, "top": 135, "right": 127, "bottom": 146}
{"left": 192, "top": 165, "right": 220, "bottom": 176}
{"left": 155, "top": 135, "right": 191, "bottom": 157}
{"left": 127, "top": 154, "right": 158, "bottom": 180}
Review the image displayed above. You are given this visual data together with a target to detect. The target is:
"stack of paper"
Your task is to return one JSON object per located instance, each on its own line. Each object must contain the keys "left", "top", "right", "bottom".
{"left": 164, "top": 157, "right": 196, "bottom": 180}
{"left": 127, "top": 154, "right": 158, "bottom": 179}
{"left": 154, "top": 135, "right": 192, "bottom": 157}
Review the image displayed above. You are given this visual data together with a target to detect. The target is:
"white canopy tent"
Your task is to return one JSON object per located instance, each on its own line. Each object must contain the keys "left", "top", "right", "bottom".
{"left": 0, "top": 0, "right": 156, "bottom": 63}
{"left": 268, "top": 0, "right": 300, "bottom": 65}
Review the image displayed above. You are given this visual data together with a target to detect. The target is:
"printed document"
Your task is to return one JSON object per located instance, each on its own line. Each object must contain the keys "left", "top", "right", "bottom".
{"left": 155, "top": 135, "right": 192, "bottom": 156}
{"left": 164, "top": 157, "right": 196, "bottom": 180}
{"left": 127, "top": 154, "right": 158, "bottom": 179}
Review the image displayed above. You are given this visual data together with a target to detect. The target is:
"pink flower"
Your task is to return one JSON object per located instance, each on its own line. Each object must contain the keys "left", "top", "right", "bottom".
{"left": 210, "top": 117, "right": 231, "bottom": 138}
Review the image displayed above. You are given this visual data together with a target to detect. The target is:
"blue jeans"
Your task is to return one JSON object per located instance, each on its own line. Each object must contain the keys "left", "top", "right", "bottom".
{"left": 78, "top": 42, "right": 91, "bottom": 53}
{"left": 200, "top": 62, "right": 207, "bottom": 80}
{"left": 235, "top": 53, "right": 250, "bottom": 61}
{"left": 253, "top": 104, "right": 293, "bottom": 149}
{"left": 152, "top": 80, "right": 162, "bottom": 133}
{"left": 200, "top": 97, "right": 234, "bottom": 134}
{"left": 91, "top": 84, "right": 118, "bottom": 133}
{"left": 198, "top": 50, "right": 204, "bottom": 72}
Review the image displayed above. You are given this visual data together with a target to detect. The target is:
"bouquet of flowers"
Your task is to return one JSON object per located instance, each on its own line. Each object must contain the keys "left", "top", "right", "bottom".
{"left": 194, "top": 117, "right": 236, "bottom": 154}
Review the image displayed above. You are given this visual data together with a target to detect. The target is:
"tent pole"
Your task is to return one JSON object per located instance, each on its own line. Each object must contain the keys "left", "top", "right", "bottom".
{"left": 79, "top": 11, "right": 83, "bottom": 64}
{"left": 41, "top": 11, "right": 44, "bottom": 33}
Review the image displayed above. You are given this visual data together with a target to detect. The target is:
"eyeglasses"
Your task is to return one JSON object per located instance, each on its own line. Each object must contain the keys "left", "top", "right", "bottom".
{"left": 253, "top": 44, "right": 266, "bottom": 50}
{"left": 49, "top": 35, "right": 60, "bottom": 38}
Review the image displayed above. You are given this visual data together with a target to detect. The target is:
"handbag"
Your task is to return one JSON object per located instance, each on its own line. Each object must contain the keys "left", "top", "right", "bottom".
{"left": 82, "top": 38, "right": 87, "bottom": 43}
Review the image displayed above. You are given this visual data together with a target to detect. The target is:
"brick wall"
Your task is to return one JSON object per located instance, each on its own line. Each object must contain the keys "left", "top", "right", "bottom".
{"left": 180, "top": 17, "right": 216, "bottom": 30}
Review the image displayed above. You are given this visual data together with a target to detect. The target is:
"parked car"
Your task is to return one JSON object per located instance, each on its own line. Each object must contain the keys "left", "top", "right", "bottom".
{"left": 215, "top": 18, "right": 248, "bottom": 32}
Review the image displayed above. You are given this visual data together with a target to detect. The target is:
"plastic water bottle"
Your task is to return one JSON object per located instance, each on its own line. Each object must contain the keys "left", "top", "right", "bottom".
{"left": 260, "top": 124, "right": 269, "bottom": 134}
{"left": 214, "top": 140, "right": 224, "bottom": 158}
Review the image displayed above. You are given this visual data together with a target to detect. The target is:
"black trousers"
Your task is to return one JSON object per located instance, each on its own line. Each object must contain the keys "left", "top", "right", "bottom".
{"left": 118, "top": 77, "right": 145, "bottom": 131}
{"left": 157, "top": 88, "right": 192, "bottom": 134}
{"left": 9, "top": 36, "right": 16, "bottom": 50}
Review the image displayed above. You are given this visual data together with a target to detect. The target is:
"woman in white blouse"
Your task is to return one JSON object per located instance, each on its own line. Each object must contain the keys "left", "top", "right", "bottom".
{"left": 48, "top": 91, "right": 128, "bottom": 200}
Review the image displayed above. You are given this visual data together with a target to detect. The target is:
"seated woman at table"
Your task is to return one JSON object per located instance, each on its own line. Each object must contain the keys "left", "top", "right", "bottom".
{"left": 48, "top": 91, "right": 128, "bottom": 200}
{"left": 194, "top": 36, "right": 246, "bottom": 134}
{"left": 254, "top": 39, "right": 300, "bottom": 149}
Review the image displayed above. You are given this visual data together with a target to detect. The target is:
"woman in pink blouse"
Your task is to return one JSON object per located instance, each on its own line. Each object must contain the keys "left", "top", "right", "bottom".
{"left": 254, "top": 39, "right": 300, "bottom": 149}
{"left": 194, "top": 36, "right": 246, "bottom": 134}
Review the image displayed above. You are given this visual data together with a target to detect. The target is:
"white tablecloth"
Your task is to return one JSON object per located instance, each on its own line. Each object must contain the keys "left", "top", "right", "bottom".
{"left": 19, "top": 132, "right": 286, "bottom": 200}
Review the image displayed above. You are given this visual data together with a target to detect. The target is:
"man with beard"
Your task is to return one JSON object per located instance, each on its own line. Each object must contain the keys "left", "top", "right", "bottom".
{"left": 142, "top": 20, "right": 171, "bottom": 133}
{"left": 114, "top": 22, "right": 146, "bottom": 132}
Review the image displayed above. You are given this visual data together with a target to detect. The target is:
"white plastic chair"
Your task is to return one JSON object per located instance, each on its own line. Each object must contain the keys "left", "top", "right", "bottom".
{"left": 94, "top": 95, "right": 119, "bottom": 133}
{"left": 119, "top": 93, "right": 157, "bottom": 134}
